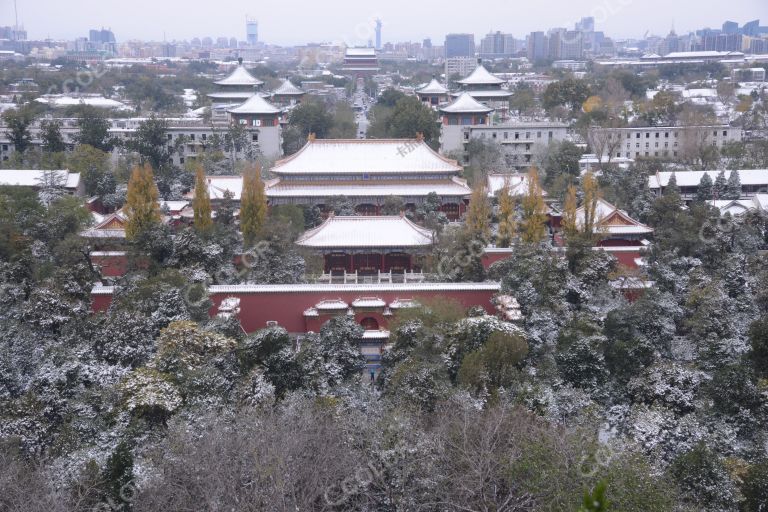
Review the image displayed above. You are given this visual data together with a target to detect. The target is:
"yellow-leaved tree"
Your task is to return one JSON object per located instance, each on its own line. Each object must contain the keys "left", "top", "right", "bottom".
{"left": 581, "top": 171, "right": 601, "bottom": 239}
{"left": 124, "top": 163, "right": 161, "bottom": 240}
{"left": 496, "top": 179, "right": 517, "bottom": 248}
{"left": 240, "top": 162, "right": 268, "bottom": 246}
{"left": 465, "top": 180, "right": 491, "bottom": 242}
{"left": 519, "top": 167, "right": 548, "bottom": 244}
{"left": 562, "top": 183, "right": 579, "bottom": 240}
{"left": 192, "top": 166, "right": 213, "bottom": 234}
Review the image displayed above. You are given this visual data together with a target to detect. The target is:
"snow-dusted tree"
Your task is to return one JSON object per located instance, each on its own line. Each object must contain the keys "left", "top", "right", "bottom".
{"left": 94, "top": 311, "right": 158, "bottom": 368}
{"left": 297, "top": 316, "right": 366, "bottom": 393}
{"left": 713, "top": 169, "right": 727, "bottom": 200}
{"left": 724, "top": 169, "right": 741, "bottom": 200}
{"left": 695, "top": 172, "right": 714, "bottom": 203}
{"left": 119, "top": 367, "right": 182, "bottom": 423}
{"left": 668, "top": 443, "right": 737, "bottom": 511}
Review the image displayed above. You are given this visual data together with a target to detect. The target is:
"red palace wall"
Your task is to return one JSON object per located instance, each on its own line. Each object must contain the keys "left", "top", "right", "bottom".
{"left": 92, "top": 284, "right": 501, "bottom": 334}
{"left": 91, "top": 254, "right": 129, "bottom": 278}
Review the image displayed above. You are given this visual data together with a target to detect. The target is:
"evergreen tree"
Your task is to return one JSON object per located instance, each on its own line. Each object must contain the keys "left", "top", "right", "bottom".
{"left": 713, "top": 170, "right": 727, "bottom": 199}
{"left": 240, "top": 163, "right": 267, "bottom": 246}
{"left": 496, "top": 182, "right": 516, "bottom": 248}
{"left": 73, "top": 106, "right": 116, "bottom": 152}
{"left": 2, "top": 107, "right": 34, "bottom": 154}
{"left": 664, "top": 172, "right": 681, "bottom": 206}
{"left": 724, "top": 169, "right": 741, "bottom": 200}
{"left": 520, "top": 167, "right": 548, "bottom": 245}
{"left": 124, "top": 164, "right": 161, "bottom": 240}
{"left": 465, "top": 181, "right": 491, "bottom": 242}
{"left": 695, "top": 172, "right": 714, "bottom": 203}
{"left": 192, "top": 167, "right": 213, "bottom": 235}
{"left": 39, "top": 119, "right": 66, "bottom": 153}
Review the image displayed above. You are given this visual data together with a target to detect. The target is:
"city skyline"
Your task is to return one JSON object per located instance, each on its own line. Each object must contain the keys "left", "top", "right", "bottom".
{"left": 3, "top": 0, "right": 766, "bottom": 46}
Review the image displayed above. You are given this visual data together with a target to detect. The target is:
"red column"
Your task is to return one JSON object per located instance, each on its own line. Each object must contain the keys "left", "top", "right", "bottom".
{"left": 408, "top": 254, "right": 413, "bottom": 271}
{"left": 348, "top": 253, "right": 354, "bottom": 272}
{"left": 381, "top": 253, "right": 386, "bottom": 272}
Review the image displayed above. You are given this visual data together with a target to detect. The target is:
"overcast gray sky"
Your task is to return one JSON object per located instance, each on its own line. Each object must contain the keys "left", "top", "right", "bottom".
{"left": 4, "top": 0, "right": 767, "bottom": 45}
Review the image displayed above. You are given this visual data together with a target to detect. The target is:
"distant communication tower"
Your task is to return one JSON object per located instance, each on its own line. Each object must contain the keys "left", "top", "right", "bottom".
{"left": 246, "top": 16, "right": 258, "bottom": 46}
{"left": 375, "top": 19, "right": 382, "bottom": 50}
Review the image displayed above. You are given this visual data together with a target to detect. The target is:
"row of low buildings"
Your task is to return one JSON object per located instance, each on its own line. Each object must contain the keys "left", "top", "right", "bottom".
{"left": 0, "top": 61, "right": 304, "bottom": 164}
{"left": 414, "top": 61, "right": 741, "bottom": 170}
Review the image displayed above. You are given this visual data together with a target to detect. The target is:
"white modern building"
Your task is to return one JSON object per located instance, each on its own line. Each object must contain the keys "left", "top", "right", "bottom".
{"left": 588, "top": 125, "right": 742, "bottom": 161}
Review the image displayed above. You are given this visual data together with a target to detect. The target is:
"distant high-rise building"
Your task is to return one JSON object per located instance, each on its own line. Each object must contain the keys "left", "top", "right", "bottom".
{"left": 576, "top": 16, "right": 595, "bottom": 33}
{"left": 375, "top": 19, "right": 382, "bottom": 50}
{"left": 246, "top": 17, "right": 258, "bottom": 46}
{"left": 89, "top": 28, "right": 116, "bottom": 44}
{"left": 229, "top": 37, "right": 238, "bottom": 48}
{"left": 479, "top": 31, "right": 515, "bottom": 58}
{"left": 445, "top": 33, "right": 475, "bottom": 58}
{"left": 423, "top": 38, "right": 432, "bottom": 48}
{"left": 743, "top": 19, "right": 760, "bottom": 36}
{"left": 722, "top": 21, "right": 739, "bottom": 34}
{"left": 526, "top": 31, "right": 548, "bottom": 62}
{"left": 0, "top": 26, "right": 27, "bottom": 41}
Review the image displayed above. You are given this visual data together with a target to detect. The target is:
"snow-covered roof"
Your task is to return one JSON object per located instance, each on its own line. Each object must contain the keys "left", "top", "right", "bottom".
{"left": 576, "top": 198, "right": 653, "bottom": 236}
{"left": 752, "top": 194, "right": 768, "bottom": 211}
{"left": 664, "top": 51, "right": 744, "bottom": 59}
{"left": 416, "top": 78, "right": 449, "bottom": 95}
{"left": 389, "top": 298, "right": 418, "bottom": 309}
{"left": 227, "top": 94, "right": 282, "bottom": 115}
{"left": 315, "top": 299, "right": 349, "bottom": 310}
{"left": 93, "top": 282, "right": 503, "bottom": 295}
{"left": 296, "top": 215, "right": 434, "bottom": 249}
{"left": 34, "top": 95, "right": 129, "bottom": 110}
{"left": 0, "top": 169, "right": 80, "bottom": 189}
{"left": 487, "top": 174, "right": 531, "bottom": 197}
{"left": 271, "top": 139, "right": 462, "bottom": 175}
{"left": 362, "top": 330, "right": 391, "bottom": 340}
{"left": 265, "top": 176, "right": 471, "bottom": 198}
{"left": 351, "top": 297, "right": 387, "bottom": 308}
{"left": 272, "top": 79, "right": 305, "bottom": 96}
{"left": 457, "top": 64, "right": 505, "bottom": 86}
{"left": 80, "top": 228, "right": 126, "bottom": 239}
{"left": 207, "top": 91, "right": 260, "bottom": 100}
{"left": 450, "top": 89, "right": 513, "bottom": 99}
{"left": 440, "top": 92, "right": 494, "bottom": 114}
{"left": 711, "top": 199, "right": 754, "bottom": 216}
{"left": 346, "top": 47, "right": 376, "bottom": 57}
{"left": 649, "top": 169, "right": 768, "bottom": 188}
{"left": 161, "top": 200, "right": 189, "bottom": 213}
{"left": 214, "top": 64, "right": 263, "bottom": 87}
{"left": 199, "top": 176, "right": 244, "bottom": 200}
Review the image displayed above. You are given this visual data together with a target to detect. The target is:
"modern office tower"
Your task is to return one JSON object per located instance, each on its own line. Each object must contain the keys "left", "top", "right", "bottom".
{"left": 526, "top": 31, "right": 548, "bottom": 61}
{"left": 246, "top": 17, "right": 258, "bottom": 46}
{"left": 445, "top": 33, "right": 475, "bottom": 58}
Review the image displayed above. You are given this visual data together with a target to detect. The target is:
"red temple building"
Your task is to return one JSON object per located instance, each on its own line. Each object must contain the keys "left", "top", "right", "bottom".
{"left": 296, "top": 214, "right": 434, "bottom": 281}
{"left": 263, "top": 138, "right": 472, "bottom": 219}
